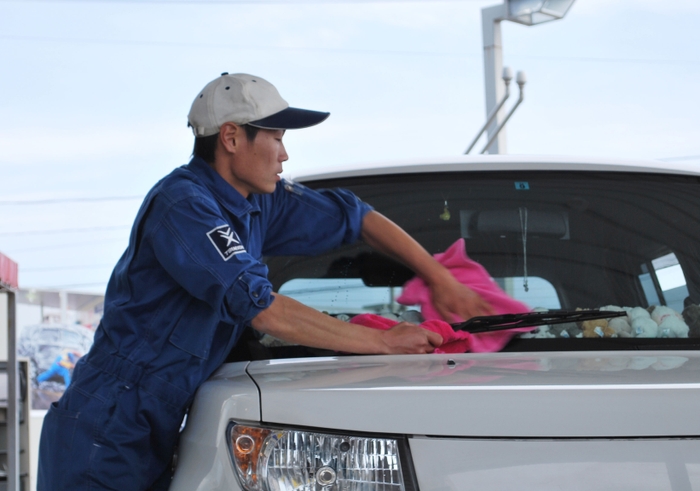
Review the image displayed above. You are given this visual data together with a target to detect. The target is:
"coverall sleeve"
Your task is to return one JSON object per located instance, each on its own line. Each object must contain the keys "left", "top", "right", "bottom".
{"left": 261, "top": 180, "right": 373, "bottom": 256}
{"left": 148, "top": 194, "right": 273, "bottom": 326}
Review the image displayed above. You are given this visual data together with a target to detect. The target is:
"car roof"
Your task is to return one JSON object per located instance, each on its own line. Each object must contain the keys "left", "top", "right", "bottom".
{"left": 286, "top": 154, "right": 700, "bottom": 183}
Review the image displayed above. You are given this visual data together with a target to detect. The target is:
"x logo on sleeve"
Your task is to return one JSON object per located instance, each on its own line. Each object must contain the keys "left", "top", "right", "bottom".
{"left": 206, "top": 224, "right": 246, "bottom": 261}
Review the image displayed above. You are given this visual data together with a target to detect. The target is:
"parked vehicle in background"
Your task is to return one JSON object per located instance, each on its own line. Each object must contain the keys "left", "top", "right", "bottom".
{"left": 18, "top": 323, "right": 94, "bottom": 408}
{"left": 171, "top": 155, "right": 700, "bottom": 491}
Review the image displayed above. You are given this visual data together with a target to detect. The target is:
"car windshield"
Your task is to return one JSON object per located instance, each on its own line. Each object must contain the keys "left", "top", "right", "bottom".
{"left": 260, "top": 169, "right": 700, "bottom": 354}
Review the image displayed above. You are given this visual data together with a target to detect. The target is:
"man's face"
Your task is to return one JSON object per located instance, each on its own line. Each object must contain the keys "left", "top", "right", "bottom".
{"left": 228, "top": 127, "right": 289, "bottom": 197}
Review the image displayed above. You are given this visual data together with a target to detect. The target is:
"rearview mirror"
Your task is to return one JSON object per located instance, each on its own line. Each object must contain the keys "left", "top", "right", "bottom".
{"left": 460, "top": 208, "right": 570, "bottom": 239}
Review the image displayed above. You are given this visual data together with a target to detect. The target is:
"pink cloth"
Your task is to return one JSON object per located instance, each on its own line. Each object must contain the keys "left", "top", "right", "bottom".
{"left": 395, "top": 238, "right": 533, "bottom": 352}
{"left": 350, "top": 313, "right": 474, "bottom": 354}
{"left": 398, "top": 238, "right": 531, "bottom": 319}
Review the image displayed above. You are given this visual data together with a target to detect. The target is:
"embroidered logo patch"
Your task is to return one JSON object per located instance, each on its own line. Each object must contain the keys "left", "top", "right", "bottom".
{"left": 206, "top": 224, "right": 246, "bottom": 261}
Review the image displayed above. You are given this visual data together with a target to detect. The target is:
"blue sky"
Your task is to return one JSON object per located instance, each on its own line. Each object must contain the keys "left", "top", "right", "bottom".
{"left": 1, "top": 0, "right": 699, "bottom": 293}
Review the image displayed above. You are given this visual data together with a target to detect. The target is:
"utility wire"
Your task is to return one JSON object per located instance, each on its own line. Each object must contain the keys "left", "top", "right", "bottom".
{"left": 0, "top": 225, "right": 130, "bottom": 237}
{"left": 22, "top": 264, "right": 115, "bottom": 273}
{"left": 3, "top": 34, "right": 697, "bottom": 66}
{"left": 0, "top": 195, "right": 144, "bottom": 205}
{"left": 2, "top": 0, "right": 487, "bottom": 3}
{"left": 4, "top": 237, "right": 127, "bottom": 254}
{"left": 33, "top": 281, "right": 108, "bottom": 290}
{"left": 0, "top": 35, "right": 481, "bottom": 57}
{"left": 511, "top": 54, "right": 699, "bottom": 66}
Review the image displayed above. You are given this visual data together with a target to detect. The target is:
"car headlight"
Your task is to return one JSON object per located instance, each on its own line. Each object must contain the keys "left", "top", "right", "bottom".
{"left": 228, "top": 423, "right": 409, "bottom": 491}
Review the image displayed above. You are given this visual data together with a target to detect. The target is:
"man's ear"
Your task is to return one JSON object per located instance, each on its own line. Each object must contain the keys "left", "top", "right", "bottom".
{"left": 218, "top": 122, "right": 241, "bottom": 155}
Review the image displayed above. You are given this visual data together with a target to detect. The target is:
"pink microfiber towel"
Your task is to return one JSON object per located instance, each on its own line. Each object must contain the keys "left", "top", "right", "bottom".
{"left": 395, "top": 238, "right": 533, "bottom": 352}
{"left": 398, "top": 238, "right": 531, "bottom": 319}
{"left": 350, "top": 313, "right": 474, "bottom": 354}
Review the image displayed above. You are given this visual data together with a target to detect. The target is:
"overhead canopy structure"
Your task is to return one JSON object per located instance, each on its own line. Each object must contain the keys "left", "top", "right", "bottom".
{"left": 0, "top": 251, "right": 19, "bottom": 491}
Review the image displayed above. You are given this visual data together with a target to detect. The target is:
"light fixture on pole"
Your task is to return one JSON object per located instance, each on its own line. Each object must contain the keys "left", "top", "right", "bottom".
{"left": 480, "top": 0, "right": 575, "bottom": 154}
{"left": 507, "top": 0, "right": 576, "bottom": 26}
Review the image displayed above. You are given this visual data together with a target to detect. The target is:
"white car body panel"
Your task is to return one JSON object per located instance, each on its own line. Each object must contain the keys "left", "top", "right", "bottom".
{"left": 170, "top": 362, "right": 259, "bottom": 491}
{"left": 246, "top": 352, "right": 700, "bottom": 438}
{"left": 172, "top": 352, "right": 700, "bottom": 491}
{"left": 409, "top": 437, "right": 700, "bottom": 490}
{"left": 286, "top": 155, "right": 700, "bottom": 182}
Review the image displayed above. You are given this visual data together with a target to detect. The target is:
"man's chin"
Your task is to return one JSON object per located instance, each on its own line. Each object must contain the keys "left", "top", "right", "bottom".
{"left": 259, "top": 183, "right": 278, "bottom": 194}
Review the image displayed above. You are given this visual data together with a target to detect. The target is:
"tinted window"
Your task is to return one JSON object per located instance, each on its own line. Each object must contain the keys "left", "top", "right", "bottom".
{"left": 265, "top": 171, "right": 700, "bottom": 351}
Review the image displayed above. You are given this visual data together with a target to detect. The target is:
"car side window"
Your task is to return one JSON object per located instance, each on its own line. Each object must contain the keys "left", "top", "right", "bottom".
{"left": 639, "top": 252, "right": 689, "bottom": 313}
{"left": 41, "top": 329, "right": 61, "bottom": 343}
{"left": 279, "top": 278, "right": 407, "bottom": 315}
{"left": 62, "top": 331, "right": 83, "bottom": 346}
{"left": 278, "top": 276, "right": 562, "bottom": 315}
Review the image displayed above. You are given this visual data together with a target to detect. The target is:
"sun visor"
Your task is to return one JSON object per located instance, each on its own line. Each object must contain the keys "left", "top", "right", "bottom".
{"left": 460, "top": 208, "right": 570, "bottom": 240}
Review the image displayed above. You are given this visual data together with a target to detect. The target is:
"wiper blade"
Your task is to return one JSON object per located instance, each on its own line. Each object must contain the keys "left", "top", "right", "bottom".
{"left": 452, "top": 309, "right": 627, "bottom": 334}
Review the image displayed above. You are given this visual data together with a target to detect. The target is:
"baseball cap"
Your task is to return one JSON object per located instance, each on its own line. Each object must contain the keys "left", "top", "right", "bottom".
{"left": 188, "top": 73, "right": 330, "bottom": 137}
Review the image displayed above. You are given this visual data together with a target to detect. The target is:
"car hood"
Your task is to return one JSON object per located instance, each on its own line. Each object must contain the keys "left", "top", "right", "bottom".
{"left": 247, "top": 351, "right": 700, "bottom": 438}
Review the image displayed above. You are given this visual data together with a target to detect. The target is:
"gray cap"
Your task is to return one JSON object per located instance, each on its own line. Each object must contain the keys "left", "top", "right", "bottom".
{"left": 188, "top": 73, "right": 330, "bottom": 137}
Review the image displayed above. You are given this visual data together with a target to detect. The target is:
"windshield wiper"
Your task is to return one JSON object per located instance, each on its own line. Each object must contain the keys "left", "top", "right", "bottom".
{"left": 452, "top": 309, "right": 627, "bottom": 334}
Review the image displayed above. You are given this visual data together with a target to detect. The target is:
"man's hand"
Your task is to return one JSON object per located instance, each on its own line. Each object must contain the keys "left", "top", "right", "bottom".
{"left": 380, "top": 322, "right": 443, "bottom": 354}
{"left": 253, "top": 294, "right": 442, "bottom": 355}
{"left": 360, "top": 211, "right": 494, "bottom": 324}
{"left": 429, "top": 274, "right": 494, "bottom": 323}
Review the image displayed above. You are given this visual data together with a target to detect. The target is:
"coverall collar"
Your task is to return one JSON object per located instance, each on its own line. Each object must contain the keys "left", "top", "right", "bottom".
{"left": 187, "top": 156, "right": 261, "bottom": 217}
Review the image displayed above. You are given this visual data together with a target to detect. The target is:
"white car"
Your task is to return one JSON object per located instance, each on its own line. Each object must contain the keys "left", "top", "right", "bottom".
{"left": 170, "top": 155, "right": 700, "bottom": 491}
{"left": 18, "top": 323, "right": 94, "bottom": 384}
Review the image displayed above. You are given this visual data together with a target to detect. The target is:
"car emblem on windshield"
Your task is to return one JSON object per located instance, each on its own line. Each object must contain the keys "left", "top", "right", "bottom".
{"left": 207, "top": 224, "right": 246, "bottom": 261}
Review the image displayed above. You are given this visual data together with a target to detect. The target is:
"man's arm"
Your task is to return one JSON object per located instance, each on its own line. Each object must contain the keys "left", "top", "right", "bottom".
{"left": 250, "top": 210, "right": 489, "bottom": 354}
{"left": 251, "top": 293, "right": 443, "bottom": 354}
{"left": 360, "top": 210, "right": 493, "bottom": 322}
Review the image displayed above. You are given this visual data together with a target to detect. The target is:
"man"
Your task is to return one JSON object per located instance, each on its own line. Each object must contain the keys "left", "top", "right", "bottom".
{"left": 38, "top": 73, "right": 491, "bottom": 490}
{"left": 36, "top": 350, "right": 81, "bottom": 387}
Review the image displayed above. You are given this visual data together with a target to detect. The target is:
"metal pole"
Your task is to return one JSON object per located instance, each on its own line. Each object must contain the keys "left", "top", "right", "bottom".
{"left": 481, "top": 3, "right": 508, "bottom": 155}
{"left": 7, "top": 290, "right": 19, "bottom": 491}
{"left": 465, "top": 66, "right": 512, "bottom": 154}
{"left": 481, "top": 71, "right": 526, "bottom": 154}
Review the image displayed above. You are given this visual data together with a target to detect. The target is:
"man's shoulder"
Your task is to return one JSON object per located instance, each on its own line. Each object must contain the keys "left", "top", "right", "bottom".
{"left": 155, "top": 165, "right": 214, "bottom": 204}
{"left": 278, "top": 178, "right": 308, "bottom": 197}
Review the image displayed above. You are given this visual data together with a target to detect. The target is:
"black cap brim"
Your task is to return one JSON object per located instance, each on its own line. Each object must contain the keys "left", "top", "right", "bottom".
{"left": 248, "top": 107, "right": 330, "bottom": 130}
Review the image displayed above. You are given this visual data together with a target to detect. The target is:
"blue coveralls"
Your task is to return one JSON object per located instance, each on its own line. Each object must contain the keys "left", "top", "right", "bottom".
{"left": 37, "top": 156, "right": 372, "bottom": 491}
